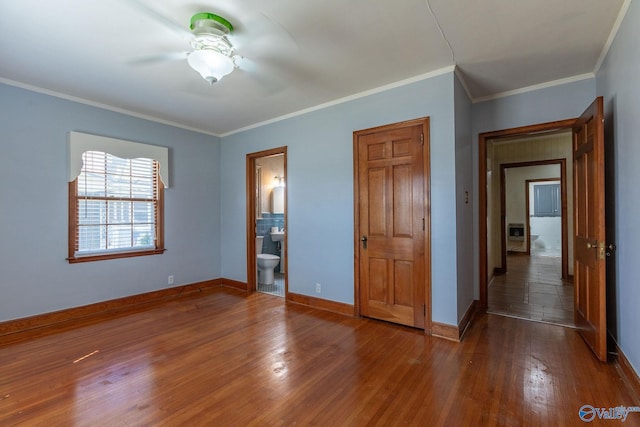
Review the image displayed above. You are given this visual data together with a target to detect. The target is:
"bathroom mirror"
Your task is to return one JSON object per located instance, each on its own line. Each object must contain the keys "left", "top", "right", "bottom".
{"left": 272, "top": 186, "right": 285, "bottom": 213}
{"left": 255, "top": 154, "right": 285, "bottom": 214}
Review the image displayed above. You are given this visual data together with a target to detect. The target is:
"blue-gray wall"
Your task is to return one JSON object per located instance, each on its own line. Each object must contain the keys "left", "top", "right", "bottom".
{"left": 596, "top": 0, "right": 640, "bottom": 378}
{"left": 221, "top": 71, "right": 460, "bottom": 326}
{"left": 0, "top": 84, "right": 221, "bottom": 322}
{"left": 454, "top": 74, "right": 474, "bottom": 322}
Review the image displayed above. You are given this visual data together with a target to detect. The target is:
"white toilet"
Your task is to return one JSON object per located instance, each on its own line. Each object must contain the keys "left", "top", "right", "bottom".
{"left": 256, "top": 235, "right": 280, "bottom": 285}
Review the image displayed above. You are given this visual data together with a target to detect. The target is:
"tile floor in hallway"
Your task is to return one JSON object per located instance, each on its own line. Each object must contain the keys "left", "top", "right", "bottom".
{"left": 488, "top": 254, "right": 575, "bottom": 327}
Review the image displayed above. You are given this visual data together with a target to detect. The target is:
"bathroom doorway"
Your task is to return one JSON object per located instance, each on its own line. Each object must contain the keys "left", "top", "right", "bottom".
{"left": 246, "top": 147, "right": 287, "bottom": 298}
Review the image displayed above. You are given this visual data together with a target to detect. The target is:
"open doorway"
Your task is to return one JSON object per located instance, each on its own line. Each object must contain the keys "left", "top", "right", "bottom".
{"left": 246, "top": 147, "right": 287, "bottom": 298}
{"left": 498, "top": 159, "right": 569, "bottom": 277}
{"left": 480, "top": 125, "right": 575, "bottom": 327}
{"left": 479, "top": 98, "right": 608, "bottom": 360}
{"left": 491, "top": 158, "right": 573, "bottom": 327}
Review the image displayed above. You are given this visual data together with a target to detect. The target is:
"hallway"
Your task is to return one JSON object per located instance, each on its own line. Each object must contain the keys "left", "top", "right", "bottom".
{"left": 488, "top": 254, "right": 574, "bottom": 327}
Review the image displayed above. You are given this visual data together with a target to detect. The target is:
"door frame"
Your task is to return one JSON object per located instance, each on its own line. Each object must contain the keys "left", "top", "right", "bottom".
{"left": 246, "top": 146, "right": 288, "bottom": 294}
{"left": 353, "top": 117, "right": 432, "bottom": 332}
{"left": 478, "top": 119, "right": 576, "bottom": 310}
{"left": 499, "top": 159, "right": 568, "bottom": 275}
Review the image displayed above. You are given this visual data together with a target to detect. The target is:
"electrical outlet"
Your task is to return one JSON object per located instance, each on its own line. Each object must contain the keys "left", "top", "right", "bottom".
{"left": 168, "top": 275, "right": 174, "bottom": 285}
{"left": 315, "top": 283, "right": 321, "bottom": 293}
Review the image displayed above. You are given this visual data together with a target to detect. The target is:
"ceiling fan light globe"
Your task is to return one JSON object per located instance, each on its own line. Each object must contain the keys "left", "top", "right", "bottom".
{"left": 187, "top": 49, "right": 234, "bottom": 83}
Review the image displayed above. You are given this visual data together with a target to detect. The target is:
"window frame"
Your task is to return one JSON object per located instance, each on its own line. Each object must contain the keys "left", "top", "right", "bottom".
{"left": 67, "top": 154, "right": 165, "bottom": 264}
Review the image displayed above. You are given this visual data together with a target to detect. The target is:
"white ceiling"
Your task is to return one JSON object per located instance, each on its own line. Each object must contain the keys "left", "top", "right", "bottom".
{"left": 0, "top": 0, "right": 627, "bottom": 136}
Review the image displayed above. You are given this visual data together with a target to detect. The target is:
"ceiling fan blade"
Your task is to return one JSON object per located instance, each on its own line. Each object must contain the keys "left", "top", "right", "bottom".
{"left": 234, "top": 57, "right": 287, "bottom": 95}
{"left": 127, "top": 52, "right": 189, "bottom": 66}
{"left": 228, "top": 12, "right": 298, "bottom": 60}
{"left": 125, "top": 0, "right": 192, "bottom": 41}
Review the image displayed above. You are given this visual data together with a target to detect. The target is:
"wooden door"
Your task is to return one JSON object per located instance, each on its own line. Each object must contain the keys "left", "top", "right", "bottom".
{"left": 573, "top": 97, "right": 607, "bottom": 361}
{"left": 354, "top": 119, "right": 429, "bottom": 329}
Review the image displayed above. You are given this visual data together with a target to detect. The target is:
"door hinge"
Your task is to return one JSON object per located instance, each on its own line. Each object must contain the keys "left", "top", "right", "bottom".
{"left": 423, "top": 304, "right": 426, "bottom": 316}
{"left": 420, "top": 133, "right": 424, "bottom": 145}
{"left": 606, "top": 243, "right": 616, "bottom": 257}
{"left": 422, "top": 218, "right": 425, "bottom": 231}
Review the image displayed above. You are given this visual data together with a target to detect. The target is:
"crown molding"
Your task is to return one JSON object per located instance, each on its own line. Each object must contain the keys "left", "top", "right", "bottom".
{"left": 594, "top": 0, "right": 632, "bottom": 75}
{"left": 220, "top": 65, "right": 456, "bottom": 137}
{"left": 472, "top": 73, "right": 595, "bottom": 104}
{"left": 0, "top": 77, "right": 221, "bottom": 138}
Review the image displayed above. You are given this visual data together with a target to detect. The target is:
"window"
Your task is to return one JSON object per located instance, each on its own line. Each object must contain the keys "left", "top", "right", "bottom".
{"left": 533, "top": 183, "right": 560, "bottom": 217}
{"left": 68, "top": 151, "right": 164, "bottom": 263}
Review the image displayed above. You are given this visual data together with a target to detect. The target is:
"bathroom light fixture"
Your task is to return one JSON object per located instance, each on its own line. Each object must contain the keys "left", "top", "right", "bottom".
{"left": 187, "top": 13, "right": 239, "bottom": 84}
{"left": 274, "top": 175, "right": 284, "bottom": 186}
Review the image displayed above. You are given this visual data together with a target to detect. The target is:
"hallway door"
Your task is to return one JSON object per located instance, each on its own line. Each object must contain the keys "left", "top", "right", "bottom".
{"left": 354, "top": 118, "right": 430, "bottom": 329}
{"left": 573, "top": 96, "right": 607, "bottom": 361}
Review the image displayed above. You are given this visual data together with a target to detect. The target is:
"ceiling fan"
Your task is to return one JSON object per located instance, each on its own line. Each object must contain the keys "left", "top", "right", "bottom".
{"left": 186, "top": 12, "right": 239, "bottom": 84}
{"left": 127, "top": 1, "right": 298, "bottom": 88}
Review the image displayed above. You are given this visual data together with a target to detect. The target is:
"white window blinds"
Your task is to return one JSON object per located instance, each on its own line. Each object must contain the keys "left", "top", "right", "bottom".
{"left": 75, "top": 151, "right": 159, "bottom": 255}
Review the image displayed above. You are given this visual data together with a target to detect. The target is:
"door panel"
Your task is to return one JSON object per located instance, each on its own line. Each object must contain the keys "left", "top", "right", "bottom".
{"left": 368, "top": 168, "right": 386, "bottom": 235}
{"left": 355, "top": 120, "right": 428, "bottom": 329}
{"left": 393, "top": 165, "right": 413, "bottom": 236}
{"left": 573, "top": 96, "right": 607, "bottom": 361}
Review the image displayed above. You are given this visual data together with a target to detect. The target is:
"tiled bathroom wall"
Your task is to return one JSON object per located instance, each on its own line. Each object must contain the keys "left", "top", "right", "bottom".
{"left": 257, "top": 213, "right": 285, "bottom": 257}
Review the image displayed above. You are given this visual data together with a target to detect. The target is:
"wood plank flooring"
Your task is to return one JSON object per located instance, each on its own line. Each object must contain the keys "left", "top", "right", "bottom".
{"left": 488, "top": 254, "right": 574, "bottom": 327}
{"left": 0, "top": 287, "right": 637, "bottom": 426}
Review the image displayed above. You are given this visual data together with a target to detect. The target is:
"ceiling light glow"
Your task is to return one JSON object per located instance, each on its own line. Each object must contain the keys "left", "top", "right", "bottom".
{"left": 187, "top": 49, "right": 234, "bottom": 84}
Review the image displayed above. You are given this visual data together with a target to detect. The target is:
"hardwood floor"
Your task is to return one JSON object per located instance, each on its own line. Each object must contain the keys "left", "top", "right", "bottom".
{"left": 488, "top": 254, "right": 574, "bottom": 327}
{"left": 1, "top": 287, "right": 637, "bottom": 426}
